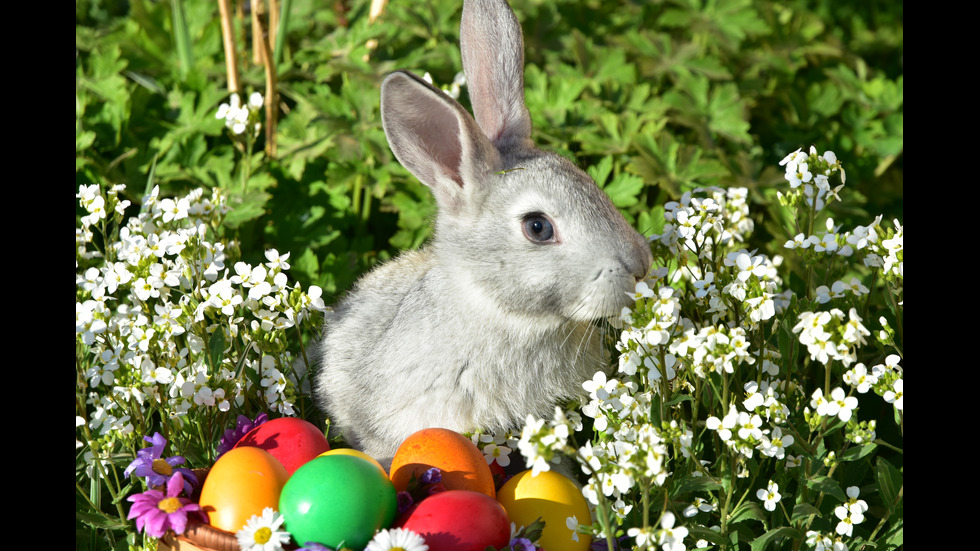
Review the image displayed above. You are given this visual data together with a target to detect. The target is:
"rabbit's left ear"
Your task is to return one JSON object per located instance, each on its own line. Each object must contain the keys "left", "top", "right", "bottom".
{"left": 460, "top": 0, "right": 533, "bottom": 153}
{"left": 380, "top": 70, "right": 502, "bottom": 212}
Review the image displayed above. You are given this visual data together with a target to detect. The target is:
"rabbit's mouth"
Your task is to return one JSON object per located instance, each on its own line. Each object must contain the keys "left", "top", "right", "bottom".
{"left": 563, "top": 275, "right": 636, "bottom": 322}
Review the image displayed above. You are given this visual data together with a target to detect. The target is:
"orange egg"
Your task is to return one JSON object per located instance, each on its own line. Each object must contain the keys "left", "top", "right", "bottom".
{"left": 319, "top": 448, "right": 388, "bottom": 476}
{"left": 389, "top": 428, "right": 495, "bottom": 498}
{"left": 198, "top": 446, "right": 289, "bottom": 532}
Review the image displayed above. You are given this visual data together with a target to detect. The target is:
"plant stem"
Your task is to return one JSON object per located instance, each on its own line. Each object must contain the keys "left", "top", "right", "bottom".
{"left": 253, "top": 0, "right": 279, "bottom": 158}
{"left": 217, "top": 0, "right": 240, "bottom": 93}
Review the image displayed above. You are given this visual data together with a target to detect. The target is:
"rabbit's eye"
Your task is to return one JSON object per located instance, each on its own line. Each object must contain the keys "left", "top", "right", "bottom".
{"left": 523, "top": 214, "right": 556, "bottom": 243}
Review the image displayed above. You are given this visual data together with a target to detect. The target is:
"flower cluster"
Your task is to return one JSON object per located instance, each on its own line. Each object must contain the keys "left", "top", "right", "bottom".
{"left": 216, "top": 91, "right": 264, "bottom": 137}
{"left": 516, "top": 407, "right": 580, "bottom": 477}
{"left": 76, "top": 183, "right": 328, "bottom": 547}
{"left": 792, "top": 308, "right": 870, "bottom": 367}
{"left": 778, "top": 146, "right": 845, "bottom": 212}
{"left": 513, "top": 148, "right": 902, "bottom": 551}
{"left": 77, "top": 184, "right": 325, "bottom": 441}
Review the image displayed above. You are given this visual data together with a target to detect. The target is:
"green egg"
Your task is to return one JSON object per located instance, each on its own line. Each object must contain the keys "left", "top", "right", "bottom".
{"left": 279, "top": 454, "right": 397, "bottom": 549}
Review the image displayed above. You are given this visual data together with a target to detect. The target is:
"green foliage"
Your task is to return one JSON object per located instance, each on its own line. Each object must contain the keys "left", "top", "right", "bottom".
{"left": 77, "top": 0, "right": 902, "bottom": 298}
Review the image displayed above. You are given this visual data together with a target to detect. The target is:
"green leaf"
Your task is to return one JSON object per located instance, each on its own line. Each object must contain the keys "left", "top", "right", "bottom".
{"left": 751, "top": 526, "right": 803, "bottom": 551}
{"left": 207, "top": 329, "right": 225, "bottom": 372}
{"left": 76, "top": 509, "right": 130, "bottom": 531}
{"left": 224, "top": 190, "right": 273, "bottom": 228}
{"left": 688, "top": 524, "right": 727, "bottom": 547}
{"left": 840, "top": 443, "right": 877, "bottom": 462}
{"left": 587, "top": 156, "right": 614, "bottom": 187}
{"left": 729, "top": 501, "right": 766, "bottom": 525}
{"left": 603, "top": 172, "right": 645, "bottom": 208}
{"left": 790, "top": 503, "right": 821, "bottom": 522}
{"left": 875, "top": 457, "right": 903, "bottom": 515}
{"left": 672, "top": 473, "right": 724, "bottom": 497}
{"left": 806, "top": 475, "right": 846, "bottom": 502}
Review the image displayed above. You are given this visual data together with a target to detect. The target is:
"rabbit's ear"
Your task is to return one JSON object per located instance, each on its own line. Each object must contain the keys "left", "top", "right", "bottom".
{"left": 381, "top": 71, "right": 502, "bottom": 212}
{"left": 460, "top": 0, "right": 533, "bottom": 152}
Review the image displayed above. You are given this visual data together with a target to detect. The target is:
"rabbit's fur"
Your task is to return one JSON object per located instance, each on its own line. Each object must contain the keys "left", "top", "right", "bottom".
{"left": 314, "top": 0, "right": 652, "bottom": 466}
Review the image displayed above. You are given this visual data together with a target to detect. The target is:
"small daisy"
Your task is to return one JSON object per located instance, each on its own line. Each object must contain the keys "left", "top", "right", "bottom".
{"left": 236, "top": 508, "right": 291, "bottom": 551}
{"left": 365, "top": 527, "right": 429, "bottom": 551}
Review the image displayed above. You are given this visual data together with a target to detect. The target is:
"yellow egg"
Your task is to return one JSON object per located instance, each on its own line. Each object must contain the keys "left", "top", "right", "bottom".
{"left": 496, "top": 469, "right": 592, "bottom": 551}
{"left": 198, "top": 446, "right": 289, "bottom": 532}
{"left": 318, "top": 448, "right": 387, "bottom": 476}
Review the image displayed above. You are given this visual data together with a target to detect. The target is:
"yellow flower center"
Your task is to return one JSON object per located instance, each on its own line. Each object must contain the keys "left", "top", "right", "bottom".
{"left": 157, "top": 497, "right": 182, "bottom": 514}
{"left": 152, "top": 458, "right": 174, "bottom": 476}
{"left": 254, "top": 527, "right": 272, "bottom": 544}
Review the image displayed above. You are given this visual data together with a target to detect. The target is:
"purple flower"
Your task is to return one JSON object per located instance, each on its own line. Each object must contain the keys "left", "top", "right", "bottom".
{"left": 296, "top": 543, "right": 334, "bottom": 551}
{"left": 397, "top": 491, "right": 414, "bottom": 513}
{"left": 127, "top": 472, "right": 202, "bottom": 538}
{"left": 510, "top": 537, "right": 536, "bottom": 551}
{"left": 420, "top": 467, "right": 442, "bottom": 485}
{"left": 124, "top": 433, "right": 198, "bottom": 493}
{"left": 216, "top": 413, "right": 268, "bottom": 457}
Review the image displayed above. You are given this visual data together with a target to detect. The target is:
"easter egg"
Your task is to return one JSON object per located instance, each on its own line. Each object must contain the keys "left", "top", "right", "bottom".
{"left": 198, "top": 446, "right": 289, "bottom": 533}
{"left": 389, "top": 428, "right": 495, "bottom": 498}
{"left": 497, "top": 469, "right": 592, "bottom": 551}
{"left": 234, "top": 417, "right": 330, "bottom": 476}
{"left": 396, "top": 490, "right": 510, "bottom": 551}
{"left": 319, "top": 447, "right": 387, "bottom": 476}
{"left": 279, "top": 455, "right": 397, "bottom": 549}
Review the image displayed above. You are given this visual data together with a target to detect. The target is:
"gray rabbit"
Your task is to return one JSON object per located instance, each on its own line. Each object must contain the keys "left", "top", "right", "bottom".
{"left": 314, "top": 0, "right": 652, "bottom": 467}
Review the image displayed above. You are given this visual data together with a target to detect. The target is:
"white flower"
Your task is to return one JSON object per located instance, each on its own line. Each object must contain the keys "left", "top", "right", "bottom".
{"left": 235, "top": 508, "right": 290, "bottom": 551}
{"left": 759, "top": 427, "right": 794, "bottom": 460}
{"left": 683, "top": 497, "right": 716, "bottom": 517}
{"left": 483, "top": 443, "right": 512, "bottom": 467}
{"left": 633, "top": 280, "right": 655, "bottom": 300}
{"left": 706, "top": 409, "right": 737, "bottom": 442}
{"left": 757, "top": 480, "right": 781, "bottom": 511}
{"left": 845, "top": 486, "right": 868, "bottom": 515}
{"left": 566, "top": 515, "right": 581, "bottom": 543}
{"left": 834, "top": 503, "right": 864, "bottom": 537}
{"left": 657, "top": 511, "right": 689, "bottom": 551}
{"left": 827, "top": 387, "right": 859, "bottom": 421}
{"left": 843, "top": 364, "right": 877, "bottom": 393}
{"left": 883, "top": 379, "right": 903, "bottom": 410}
{"left": 366, "top": 527, "right": 429, "bottom": 551}
{"left": 264, "top": 249, "right": 291, "bottom": 272}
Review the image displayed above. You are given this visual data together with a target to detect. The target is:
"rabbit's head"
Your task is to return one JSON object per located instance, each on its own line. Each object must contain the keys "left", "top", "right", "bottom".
{"left": 380, "top": 0, "right": 651, "bottom": 328}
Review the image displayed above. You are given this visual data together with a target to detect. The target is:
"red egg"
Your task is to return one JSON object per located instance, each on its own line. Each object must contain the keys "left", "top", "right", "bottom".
{"left": 234, "top": 417, "right": 330, "bottom": 476}
{"left": 396, "top": 490, "right": 510, "bottom": 551}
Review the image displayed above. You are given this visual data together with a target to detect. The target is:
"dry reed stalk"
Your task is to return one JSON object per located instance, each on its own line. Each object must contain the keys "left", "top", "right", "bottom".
{"left": 252, "top": 0, "right": 278, "bottom": 158}
{"left": 216, "top": 0, "right": 239, "bottom": 93}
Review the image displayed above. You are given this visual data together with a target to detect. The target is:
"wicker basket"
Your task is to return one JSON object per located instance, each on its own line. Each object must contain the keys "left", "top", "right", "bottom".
{"left": 158, "top": 520, "right": 241, "bottom": 551}
{"left": 156, "top": 468, "right": 298, "bottom": 551}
